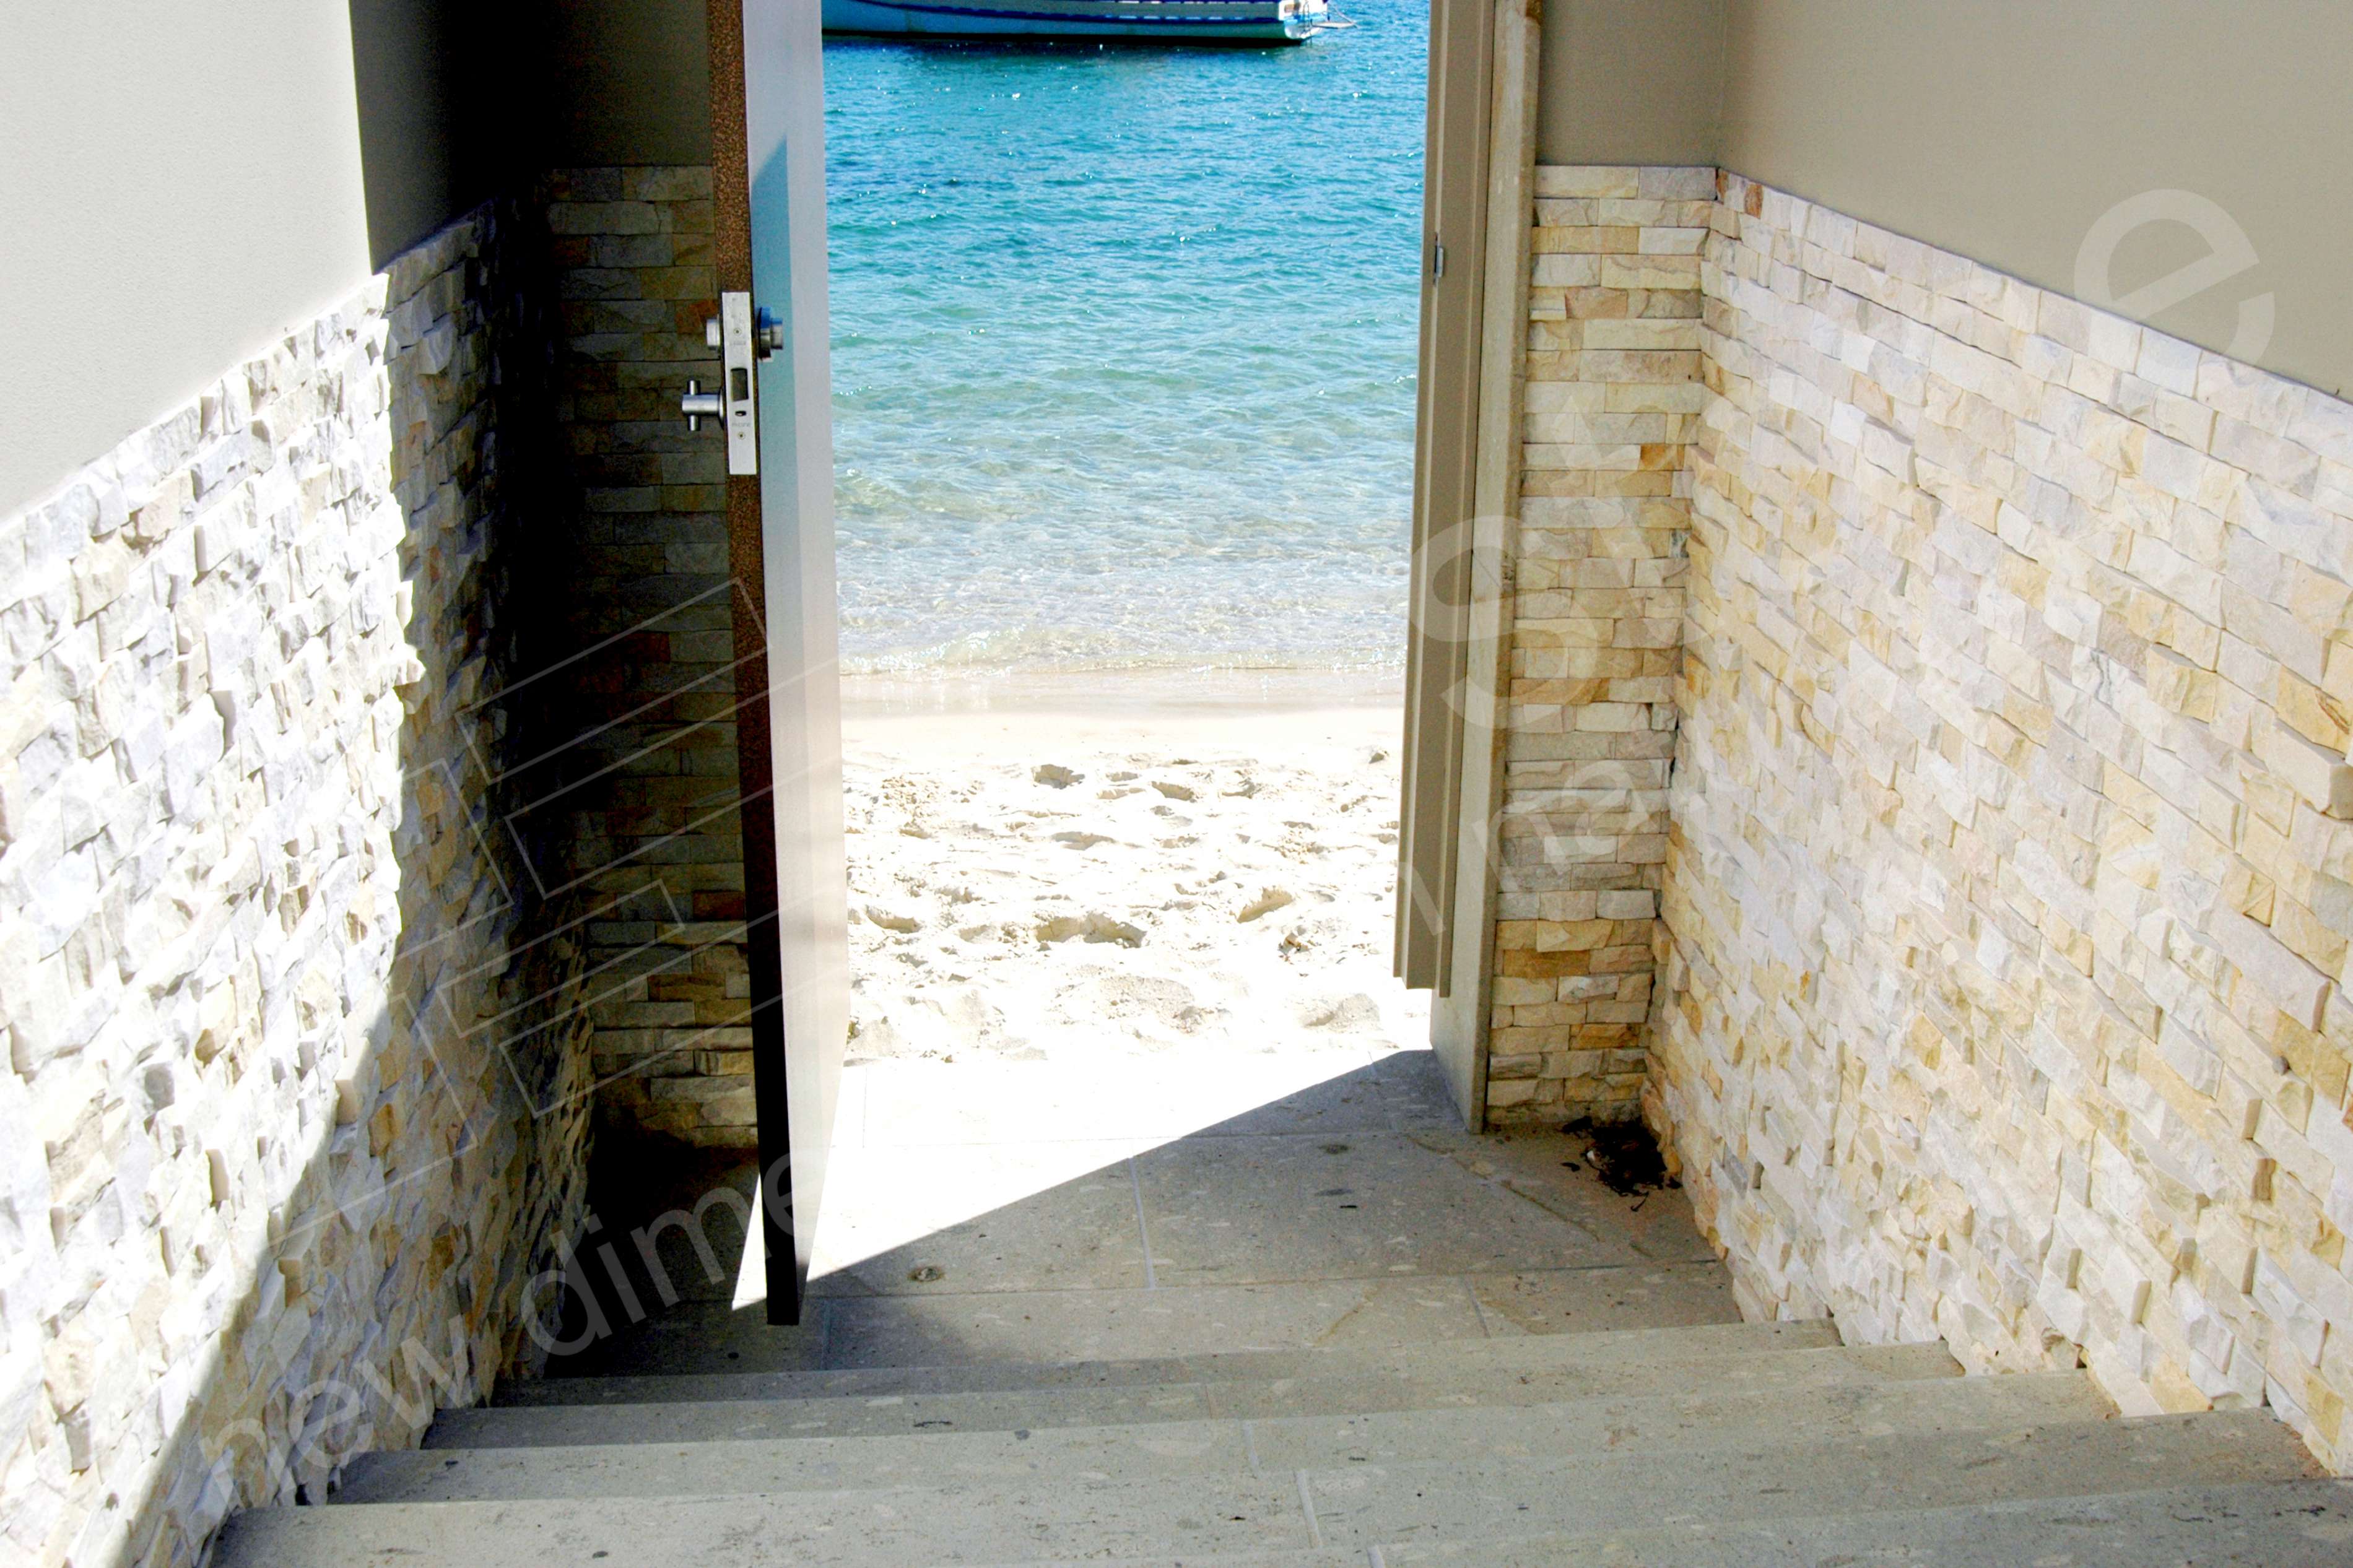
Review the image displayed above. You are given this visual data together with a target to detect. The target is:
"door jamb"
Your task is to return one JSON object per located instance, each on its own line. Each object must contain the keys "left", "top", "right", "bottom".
{"left": 1416, "top": 0, "right": 1540, "bottom": 1130}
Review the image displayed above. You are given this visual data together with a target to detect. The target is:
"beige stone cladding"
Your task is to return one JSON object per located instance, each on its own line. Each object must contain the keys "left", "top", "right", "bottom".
{"left": 1648, "top": 170, "right": 2353, "bottom": 1467}
{"left": 539, "top": 167, "right": 757, "bottom": 1147}
{"left": 0, "top": 205, "right": 595, "bottom": 1567}
{"left": 1489, "top": 165, "right": 1713, "bottom": 1123}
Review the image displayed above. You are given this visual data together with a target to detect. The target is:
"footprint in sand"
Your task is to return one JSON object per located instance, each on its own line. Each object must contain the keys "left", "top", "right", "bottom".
{"left": 1151, "top": 781, "right": 1196, "bottom": 802}
{"left": 1051, "top": 831, "right": 1114, "bottom": 850}
{"left": 1033, "top": 763, "right": 1082, "bottom": 788}
{"left": 864, "top": 904, "right": 922, "bottom": 933}
{"left": 1074, "top": 972, "right": 1211, "bottom": 1032}
{"left": 1237, "top": 888, "right": 1295, "bottom": 923}
{"left": 1300, "top": 993, "right": 1382, "bottom": 1031}
{"left": 1035, "top": 912, "right": 1146, "bottom": 947}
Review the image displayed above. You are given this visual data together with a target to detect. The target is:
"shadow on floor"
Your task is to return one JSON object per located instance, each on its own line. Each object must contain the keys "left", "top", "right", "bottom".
{"left": 537, "top": 1049, "right": 1735, "bottom": 1384}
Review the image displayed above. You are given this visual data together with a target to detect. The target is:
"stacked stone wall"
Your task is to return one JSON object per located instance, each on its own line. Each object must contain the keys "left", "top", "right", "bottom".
{"left": 539, "top": 166, "right": 759, "bottom": 1148}
{"left": 0, "top": 204, "right": 596, "bottom": 1567}
{"left": 1487, "top": 166, "right": 1713, "bottom": 1121}
{"left": 1624, "top": 168, "right": 2353, "bottom": 1467}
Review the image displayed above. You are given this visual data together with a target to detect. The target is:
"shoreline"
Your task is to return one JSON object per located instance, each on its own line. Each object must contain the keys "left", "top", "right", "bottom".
{"left": 843, "top": 668, "right": 1406, "bottom": 755}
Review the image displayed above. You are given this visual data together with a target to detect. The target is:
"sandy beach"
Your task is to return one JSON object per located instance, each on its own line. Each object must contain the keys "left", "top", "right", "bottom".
{"left": 839, "top": 675, "right": 1429, "bottom": 1071}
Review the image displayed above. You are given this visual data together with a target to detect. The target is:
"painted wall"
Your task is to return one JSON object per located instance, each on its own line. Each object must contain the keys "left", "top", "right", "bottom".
{"left": 1535, "top": 0, "right": 1725, "bottom": 168}
{"left": 1531, "top": 0, "right": 2353, "bottom": 400}
{"left": 546, "top": 0, "right": 715, "bottom": 166}
{"left": 0, "top": 3, "right": 374, "bottom": 519}
{"left": 350, "top": 0, "right": 542, "bottom": 266}
{"left": 1720, "top": 0, "right": 2353, "bottom": 402}
{"left": 2, "top": 1, "right": 711, "bottom": 522}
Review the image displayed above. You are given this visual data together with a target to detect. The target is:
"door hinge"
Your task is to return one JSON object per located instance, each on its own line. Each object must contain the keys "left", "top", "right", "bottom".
{"left": 1430, "top": 238, "right": 1446, "bottom": 280}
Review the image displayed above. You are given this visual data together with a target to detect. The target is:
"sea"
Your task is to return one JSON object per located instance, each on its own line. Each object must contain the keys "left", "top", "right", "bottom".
{"left": 822, "top": 1, "right": 1427, "bottom": 680}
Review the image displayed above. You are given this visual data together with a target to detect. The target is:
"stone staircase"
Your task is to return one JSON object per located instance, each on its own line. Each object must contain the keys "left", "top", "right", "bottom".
{"left": 214, "top": 1316, "right": 2353, "bottom": 1566}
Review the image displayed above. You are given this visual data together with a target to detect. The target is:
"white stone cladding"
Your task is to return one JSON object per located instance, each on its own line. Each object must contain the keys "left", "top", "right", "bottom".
{"left": 1535, "top": 167, "right": 2353, "bottom": 1468}
{"left": 1488, "top": 167, "right": 1714, "bottom": 1121}
{"left": 0, "top": 206, "right": 595, "bottom": 1567}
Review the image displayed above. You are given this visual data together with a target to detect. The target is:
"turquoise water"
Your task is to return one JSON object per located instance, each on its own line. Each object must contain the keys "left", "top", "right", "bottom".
{"left": 823, "top": 6, "right": 1427, "bottom": 674}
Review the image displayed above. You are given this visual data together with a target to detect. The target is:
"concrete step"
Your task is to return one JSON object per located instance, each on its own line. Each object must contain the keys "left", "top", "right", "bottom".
{"left": 343, "top": 1368, "right": 2105, "bottom": 1504}
{"left": 218, "top": 1410, "right": 2316, "bottom": 1568}
{"left": 1377, "top": 1479, "right": 2353, "bottom": 1566}
{"left": 500, "top": 1319, "right": 1839, "bottom": 1407}
{"left": 1302, "top": 1410, "right": 2318, "bottom": 1549}
{"left": 434, "top": 1340, "right": 1960, "bottom": 1449}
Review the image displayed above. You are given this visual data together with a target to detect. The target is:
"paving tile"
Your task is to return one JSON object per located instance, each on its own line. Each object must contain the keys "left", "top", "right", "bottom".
{"left": 1135, "top": 1131, "right": 1640, "bottom": 1286}
{"left": 853, "top": 1049, "right": 1395, "bottom": 1147}
{"left": 557, "top": 1046, "right": 1738, "bottom": 1378}
{"left": 544, "top": 1299, "right": 829, "bottom": 1379}
{"left": 1468, "top": 1264, "right": 1742, "bottom": 1336}
{"left": 816, "top": 1276, "right": 1489, "bottom": 1368}
{"left": 1408, "top": 1126, "right": 1724, "bottom": 1265}
{"left": 1191, "top": 1049, "right": 1466, "bottom": 1137}
{"left": 808, "top": 1140, "right": 1154, "bottom": 1297}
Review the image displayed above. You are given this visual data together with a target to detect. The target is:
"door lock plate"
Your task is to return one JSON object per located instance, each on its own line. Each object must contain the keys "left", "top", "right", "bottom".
{"left": 716, "top": 291, "right": 760, "bottom": 476}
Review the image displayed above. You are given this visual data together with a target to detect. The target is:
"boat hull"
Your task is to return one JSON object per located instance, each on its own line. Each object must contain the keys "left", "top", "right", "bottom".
{"left": 822, "top": 0, "right": 1328, "bottom": 43}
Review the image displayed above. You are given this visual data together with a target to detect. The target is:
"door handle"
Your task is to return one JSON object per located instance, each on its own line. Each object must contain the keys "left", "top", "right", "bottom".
{"left": 681, "top": 295, "right": 768, "bottom": 471}
{"left": 680, "top": 379, "right": 724, "bottom": 431}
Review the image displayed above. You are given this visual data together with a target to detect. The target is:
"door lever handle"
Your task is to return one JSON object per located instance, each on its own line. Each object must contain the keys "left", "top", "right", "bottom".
{"left": 681, "top": 379, "right": 724, "bottom": 431}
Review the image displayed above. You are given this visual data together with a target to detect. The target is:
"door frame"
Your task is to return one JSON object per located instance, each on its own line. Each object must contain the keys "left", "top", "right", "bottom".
{"left": 703, "top": 0, "right": 1539, "bottom": 1316}
{"left": 1397, "top": 0, "right": 1539, "bottom": 1130}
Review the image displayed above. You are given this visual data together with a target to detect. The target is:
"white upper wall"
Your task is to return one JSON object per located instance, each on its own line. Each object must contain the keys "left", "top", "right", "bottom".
{"left": 1, "top": 3, "right": 375, "bottom": 517}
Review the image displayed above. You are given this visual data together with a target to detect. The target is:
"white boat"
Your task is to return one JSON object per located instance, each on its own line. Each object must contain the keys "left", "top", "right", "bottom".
{"left": 822, "top": 0, "right": 1343, "bottom": 44}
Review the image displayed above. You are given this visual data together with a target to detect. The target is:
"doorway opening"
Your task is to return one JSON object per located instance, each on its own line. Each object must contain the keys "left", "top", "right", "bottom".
{"left": 824, "top": 10, "right": 1432, "bottom": 1306}
{"left": 539, "top": 0, "right": 1711, "bottom": 1379}
{"left": 827, "top": 2, "right": 1432, "bottom": 1180}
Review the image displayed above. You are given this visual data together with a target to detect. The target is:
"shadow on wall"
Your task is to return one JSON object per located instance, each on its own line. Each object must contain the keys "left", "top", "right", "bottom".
{"left": 515, "top": 165, "right": 765, "bottom": 1153}
{"left": 2, "top": 201, "right": 606, "bottom": 1568}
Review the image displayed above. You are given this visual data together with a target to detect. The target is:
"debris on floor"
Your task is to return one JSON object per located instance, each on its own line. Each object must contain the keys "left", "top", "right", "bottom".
{"left": 1562, "top": 1117, "right": 1675, "bottom": 1197}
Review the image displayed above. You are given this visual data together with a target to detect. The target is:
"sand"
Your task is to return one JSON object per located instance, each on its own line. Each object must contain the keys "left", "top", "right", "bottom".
{"left": 839, "top": 676, "right": 1429, "bottom": 1068}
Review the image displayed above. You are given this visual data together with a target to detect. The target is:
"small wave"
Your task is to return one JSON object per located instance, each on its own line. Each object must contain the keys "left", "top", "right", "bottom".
{"left": 839, "top": 622, "right": 1408, "bottom": 677}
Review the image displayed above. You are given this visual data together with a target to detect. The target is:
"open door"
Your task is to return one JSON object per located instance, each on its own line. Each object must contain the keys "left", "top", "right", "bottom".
{"left": 707, "top": 0, "right": 851, "bottom": 1325}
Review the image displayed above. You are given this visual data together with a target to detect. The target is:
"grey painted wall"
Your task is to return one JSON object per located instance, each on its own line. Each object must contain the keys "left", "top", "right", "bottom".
{"left": 352, "top": 0, "right": 713, "bottom": 268}
{"left": 1720, "top": 0, "right": 2352, "bottom": 399}
{"left": 546, "top": 0, "right": 714, "bottom": 166}
{"left": 1534, "top": 0, "right": 2353, "bottom": 397}
{"left": 2, "top": 3, "right": 375, "bottom": 517}
{"left": 1536, "top": 0, "right": 1725, "bottom": 168}
{"left": 3, "top": 1, "right": 715, "bottom": 519}
{"left": 349, "top": 1, "right": 543, "bottom": 266}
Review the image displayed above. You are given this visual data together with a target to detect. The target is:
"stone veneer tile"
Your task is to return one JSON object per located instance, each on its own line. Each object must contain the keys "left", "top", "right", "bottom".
{"left": 1487, "top": 167, "right": 1712, "bottom": 1124}
{"left": 1507, "top": 165, "right": 2353, "bottom": 1470}
{"left": 537, "top": 167, "right": 757, "bottom": 1148}
{"left": 0, "top": 203, "right": 595, "bottom": 1567}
